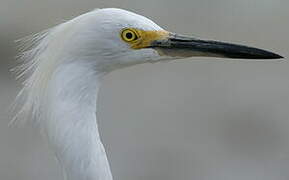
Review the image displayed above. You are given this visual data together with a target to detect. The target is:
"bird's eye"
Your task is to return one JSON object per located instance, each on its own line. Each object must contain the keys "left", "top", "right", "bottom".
{"left": 121, "top": 29, "right": 139, "bottom": 42}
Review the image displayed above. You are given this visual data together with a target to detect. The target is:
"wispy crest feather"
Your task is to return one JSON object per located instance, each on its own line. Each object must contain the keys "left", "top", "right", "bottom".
{"left": 10, "top": 10, "right": 99, "bottom": 127}
{"left": 10, "top": 20, "right": 74, "bottom": 126}
{"left": 11, "top": 28, "right": 53, "bottom": 126}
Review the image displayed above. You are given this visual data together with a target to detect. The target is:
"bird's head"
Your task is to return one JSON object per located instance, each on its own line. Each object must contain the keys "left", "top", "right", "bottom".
{"left": 11, "top": 8, "right": 284, "bottom": 179}
{"left": 61, "top": 8, "right": 282, "bottom": 72}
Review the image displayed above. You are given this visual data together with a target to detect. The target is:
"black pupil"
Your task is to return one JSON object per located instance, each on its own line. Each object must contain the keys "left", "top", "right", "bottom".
{"left": 126, "top": 32, "right": 133, "bottom": 39}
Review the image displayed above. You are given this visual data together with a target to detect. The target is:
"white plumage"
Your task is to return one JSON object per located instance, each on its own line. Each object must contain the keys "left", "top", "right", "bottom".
{"left": 12, "top": 8, "right": 282, "bottom": 180}
{"left": 13, "top": 8, "right": 167, "bottom": 180}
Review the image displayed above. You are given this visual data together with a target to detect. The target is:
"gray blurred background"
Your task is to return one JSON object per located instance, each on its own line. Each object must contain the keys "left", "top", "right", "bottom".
{"left": 1, "top": 0, "right": 289, "bottom": 180}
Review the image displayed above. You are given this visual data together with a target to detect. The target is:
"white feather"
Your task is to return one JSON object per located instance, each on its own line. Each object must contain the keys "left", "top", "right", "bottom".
{"left": 12, "top": 8, "right": 164, "bottom": 180}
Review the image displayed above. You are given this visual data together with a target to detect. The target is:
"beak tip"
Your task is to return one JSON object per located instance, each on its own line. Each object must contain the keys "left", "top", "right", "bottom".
{"left": 226, "top": 50, "right": 284, "bottom": 60}
{"left": 264, "top": 53, "right": 284, "bottom": 60}
{"left": 274, "top": 54, "right": 284, "bottom": 59}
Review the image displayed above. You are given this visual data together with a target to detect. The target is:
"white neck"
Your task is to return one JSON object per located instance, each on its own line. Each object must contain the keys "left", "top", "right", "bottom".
{"left": 43, "top": 61, "right": 112, "bottom": 180}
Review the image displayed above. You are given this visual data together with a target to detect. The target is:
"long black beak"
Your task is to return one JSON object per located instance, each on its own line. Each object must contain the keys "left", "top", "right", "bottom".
{"left": 151, "top": 33, "right": 283, "bottom": 59}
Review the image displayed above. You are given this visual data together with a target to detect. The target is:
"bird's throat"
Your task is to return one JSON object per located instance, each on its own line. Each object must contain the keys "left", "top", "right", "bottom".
{"left": 44, "top": 62, "right": 112, "bottom": 180}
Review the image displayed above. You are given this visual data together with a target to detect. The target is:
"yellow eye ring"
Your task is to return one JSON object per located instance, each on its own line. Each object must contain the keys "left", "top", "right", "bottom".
{"left": 121, "top": 28, "right": 139, "bottom": 42}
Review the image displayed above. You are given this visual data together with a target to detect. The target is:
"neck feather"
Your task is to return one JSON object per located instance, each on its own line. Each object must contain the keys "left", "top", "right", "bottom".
{"left": 20, "top": 60, "right": 112, "bottom": 180}
{"left": 46, "top": 62, "right": 112, "bottom": 180}
{"left": 13, "top": 16, "right": 113, "bottom": 180}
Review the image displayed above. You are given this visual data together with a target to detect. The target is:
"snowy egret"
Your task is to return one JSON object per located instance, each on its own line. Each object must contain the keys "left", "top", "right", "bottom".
{"left": 13, "top": 8, "right": 282, "bottom": 180}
